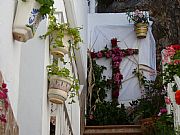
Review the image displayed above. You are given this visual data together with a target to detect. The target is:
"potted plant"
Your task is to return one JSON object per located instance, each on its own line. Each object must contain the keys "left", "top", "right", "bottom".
{"left": 13, "top": 0, "right": 54, "bottom": 42}
{"left": 47, "top": 62, "right": 79, "bottom": 104}
{"left": 127, "top": 10, "right": 149, "bottom": 39}
{"left": 41, "top": 14, "right": 82, "bottom": 58}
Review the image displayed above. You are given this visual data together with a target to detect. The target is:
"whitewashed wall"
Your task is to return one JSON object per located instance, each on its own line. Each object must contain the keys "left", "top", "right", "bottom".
{"left": 63, "top": 0, "right": 88, "bottom": 134}
{"left": 17, "top": 19, "right": 49, "bottom": 135}
{"left": 0, "top": 0, "right": 21, "bottom": 119}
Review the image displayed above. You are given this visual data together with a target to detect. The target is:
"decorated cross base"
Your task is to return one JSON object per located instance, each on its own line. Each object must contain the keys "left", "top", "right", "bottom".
{"left": 91, "top": 38, "right": 138, "bottom": 103}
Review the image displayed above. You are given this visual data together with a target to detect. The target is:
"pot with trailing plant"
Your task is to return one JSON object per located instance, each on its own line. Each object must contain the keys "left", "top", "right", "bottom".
{"left": 47, "top": 62, "right": 79, "bottom": 104}
{"left": 41, "top": 14, "right": 82, "bottom": 58}
{"left": 127, "top": 10, "right": 149, "bottom": 39}
{"left": 13, "top": 0, "right": 54, "bottom": 42}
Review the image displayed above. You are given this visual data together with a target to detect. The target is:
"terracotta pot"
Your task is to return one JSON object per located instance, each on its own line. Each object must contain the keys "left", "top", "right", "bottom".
{"left": 134, "top": 23, "right": 148, "bottom": 39}
{"left": 48, "top": 75, "right": 73, "bottom": 104}
{"left": 13, "top": 0, "right": 42, "bottom": 42}
{"left": 141, "top": 117, "right": 158, "bottom": 126}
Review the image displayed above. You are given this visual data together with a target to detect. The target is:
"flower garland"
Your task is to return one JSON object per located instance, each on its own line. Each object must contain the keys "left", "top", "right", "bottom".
{"left": 91, "top": 38, "right": 138, "bottom": 102}
{"left": 0, "top": 82, "right": 8, "bottom": 123}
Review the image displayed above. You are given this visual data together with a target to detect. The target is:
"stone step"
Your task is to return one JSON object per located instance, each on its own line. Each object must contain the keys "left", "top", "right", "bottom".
{"left": 84, "top": 125, "right": 143, "bottom": 135}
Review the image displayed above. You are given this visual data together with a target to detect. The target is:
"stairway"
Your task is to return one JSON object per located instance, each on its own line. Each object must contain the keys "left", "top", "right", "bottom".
{"left": 84, "top": 125, "right": 143, "bottom": 135}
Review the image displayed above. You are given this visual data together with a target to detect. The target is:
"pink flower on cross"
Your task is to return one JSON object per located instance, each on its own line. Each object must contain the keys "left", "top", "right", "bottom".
{"left": 113, "top": 61, "right": 120, "bottom": 68}
{"left": 97, "top": 51, "right": 103, "bottom": 58}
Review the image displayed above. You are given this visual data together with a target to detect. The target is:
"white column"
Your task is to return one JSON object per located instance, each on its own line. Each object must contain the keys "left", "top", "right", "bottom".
{"left": 90, "top": 0, "right": 96, "bottom": 13}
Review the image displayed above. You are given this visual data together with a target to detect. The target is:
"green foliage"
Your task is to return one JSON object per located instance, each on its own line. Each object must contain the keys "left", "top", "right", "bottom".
{"left": 163, "top": 63, "right": 180, "bottom": 90}
{"left": 173, "top": 50, "right": 180, "bottom": 60}
{"left": 129, "top": 72, "right": 166, "bottom": 121}
{"left": 87, "top": 101, "right": 129, "bottom": 125}
{"left": 47, "top": 62, "right": 71, "bottom": 78}
{"left": 87, "top": 60, "right": 130, "bottom": 125}
{"left": 22, "top": 0, "right": 54, "bottom": 16}
{"left": 35, "top": 0, "right": 54, "bottom": 16}
{"left": 90, "top": 60, "right": 111, "bottom": 104}
{"left": 41, "top": 13, "right": 82, "bottom": 50}
{"left": 154, "top": 114, "right": 175, "bottom": 135}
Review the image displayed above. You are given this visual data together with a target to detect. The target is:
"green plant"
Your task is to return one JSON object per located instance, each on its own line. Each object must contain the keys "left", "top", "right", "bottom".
{"left": 129, "top": 71, "right": 166, "bottom": 122}
{"left": 127, "top": 9, "right": 149, "bottom": 24}
{"left": 41, "top": 13, "right": 82, "bottom": 50}
{"left": 22, "top": 0, "right": 54, "bottom": 16}
{"left": 163, "top": 63, "right": 180, "bottom": 91}
{"left": 154, "top": 113, "right": 175, "bottom": 135}
{"left": 86, "top": 101, "right": 129, "bottom": 126}
{"left": 47, "top": 62, "right": 80, "bottom": 103}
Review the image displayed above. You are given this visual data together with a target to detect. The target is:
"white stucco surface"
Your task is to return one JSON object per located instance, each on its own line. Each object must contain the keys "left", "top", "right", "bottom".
{"left": 17, "top": 19, "right": 49, "bottom": 135}
{"left": 0, "top": 0, "right": 21, "bottom": 119}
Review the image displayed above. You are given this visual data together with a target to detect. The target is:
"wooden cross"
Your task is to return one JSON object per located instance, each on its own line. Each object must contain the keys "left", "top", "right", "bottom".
{"left": 91, "top": 38, "right": 138, "bottom": 103}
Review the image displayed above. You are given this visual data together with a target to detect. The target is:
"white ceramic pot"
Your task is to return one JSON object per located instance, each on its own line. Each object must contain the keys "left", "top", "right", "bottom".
{"left": 50, "top": 32, "right": 71, "bottom": 57}
{"left": 13, "top": 0, "right": 43, "bottom": 42}
{"left": 48, "top": 75, "right": 73, "bottom": 104}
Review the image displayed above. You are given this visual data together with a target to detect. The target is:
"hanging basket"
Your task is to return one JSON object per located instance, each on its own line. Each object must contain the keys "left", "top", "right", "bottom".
{"left": 50, "top": 32, "right": 71, "bottom": 58}
{"left": 48, "top": 75, "right": 73, "bottom": 104}
{"left": 134, "top": 23, "right": 148, "bottom": 39}
{"left": 13, "top": 0, "right": 43, "bottom": 42}
{"left": 50, "top": 46, "right": 69, "bottom": 58}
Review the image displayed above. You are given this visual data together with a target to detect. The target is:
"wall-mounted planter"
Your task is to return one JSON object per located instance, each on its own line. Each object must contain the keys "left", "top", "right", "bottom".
{"left": 134, "top": 23, "right": 148, "bottom": 39}
{"left": 50, "top": 33, "right": 71, "bottom": 58}
{"left": 48, "top": 75, "right": 73, "bottom": 104}
{"left": 13, "top": 0, "right": 43, "bottom": 42}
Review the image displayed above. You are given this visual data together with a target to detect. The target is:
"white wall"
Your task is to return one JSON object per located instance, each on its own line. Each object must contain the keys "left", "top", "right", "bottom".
{"left": 17, "top": 19, "right": 50, "bottom": 135}
{"left": 0, "top": 0, "right": 21, "bottom": 119}
{"left": 63, "top": 0, "right": 88, "bottom": 134}
{"left": 64, "top": 0, "right": 88, "bottom": 85}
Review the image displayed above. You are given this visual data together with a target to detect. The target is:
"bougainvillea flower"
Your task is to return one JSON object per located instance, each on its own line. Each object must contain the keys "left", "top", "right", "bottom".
{"left": 2, "top": 88, "right": 8, "bottom": 93}
{"left": 4, "top": 99, "right": 8, "bottom": 110}
{"left": 170, "top": 44, "right": 180, "bottom": 50}
{"left": 2, "top": 83, "right": 7, "bottom": 88}
{"left": 160, "top": 108, "right": 167, "bottom": 114}
{"left": 97, "top": 51, "right": 103, "bottom": 58}
{"left": 165, "top": 96, "right": 171, "bottom": 105}
{"left": 0, "top": 91, "right": 7, "bottom": 99}
{"left": 0, "top": 114, "right": 7, "bottom": 123}
{"left": 111, "top": 38, "right": 118, "bottom": 47}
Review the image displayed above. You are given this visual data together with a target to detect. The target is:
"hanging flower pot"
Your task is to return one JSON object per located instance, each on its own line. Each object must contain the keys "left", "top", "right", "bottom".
{"left": 134, "top": 23, "right": 148, "bottom": 39}
{"left": 50, "top": 32, "right": 71, "bottom": 58}
{"left": 48, "top": 75, "right": 73, "bottom": 104}
{"left": 13, "top": 0, "right": 43, "bottom": 42}
{"left": 175, "top": 90, "right": 180, "bottom": 105}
